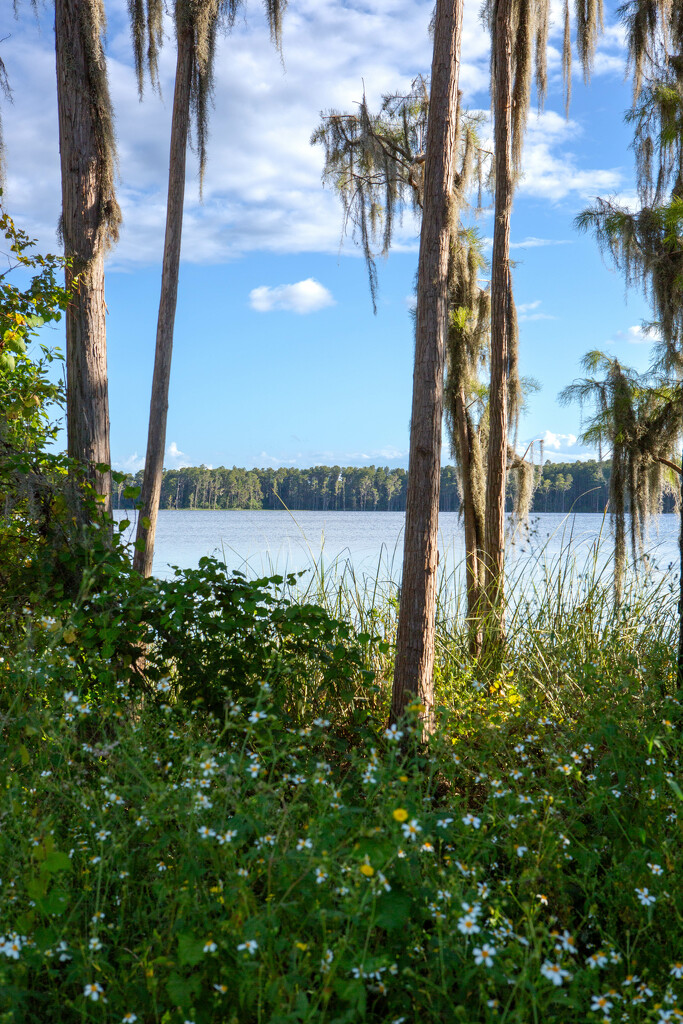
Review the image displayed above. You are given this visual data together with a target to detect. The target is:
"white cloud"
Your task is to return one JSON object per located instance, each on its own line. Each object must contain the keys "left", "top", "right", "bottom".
{"left": 249, "top": 278, "right": 335, "bottom": 314}
{"left": 113, "top": 452, "right": 145, "bottom": 474}
{"left": 510, "top": 236, "right": 571, "bottom": 249}
{"left": 166, "top": 442, "right": 190, "bottom": 468}
{"left": 2, "top": 0, "right": 629, "bottom": 266}
{"left": 627, "top": 324, "right": 659, "bottom": 344}
{"left": 517, "top": 299, "right": 557, "bottom": 322}
{"left": 529, "top": 430, "right": 597, "bottom": 462}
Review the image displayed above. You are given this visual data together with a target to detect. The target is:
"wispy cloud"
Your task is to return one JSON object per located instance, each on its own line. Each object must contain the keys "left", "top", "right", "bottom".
{"left": 510, "top": 236, "right": 572, "bottom": 249}
{"left": 249, "top": 278, "right": 335, "bottom": 314}
{"left": 166, "top": 442, "right": 191, "bottom": 468}
{"left": 517, "top": 299, "right": 557, "bottom": 322}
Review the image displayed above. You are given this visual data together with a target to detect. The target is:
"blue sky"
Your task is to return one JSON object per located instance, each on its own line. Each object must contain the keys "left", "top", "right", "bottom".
{"left": 1, "top": 0, "right": 657, "bottom": 471}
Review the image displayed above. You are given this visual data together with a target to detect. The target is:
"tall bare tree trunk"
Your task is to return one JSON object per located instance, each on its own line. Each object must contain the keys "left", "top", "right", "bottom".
{"left": 391, "top": 0, "right": 463, "bottom": 727}
{"left": 454, "top": 386, "right": 483, "bottom": 655}
{"left": 482, "top": 0, "right": 513, "bottom": 639}
{"left": 678, "top": 446, "right": 683, "bottom": 689}
{"left": 134, "top": 27, "right": 193, "bottom": 576}
{"left": 55, "top": 0, "right": 115, "bottom": 514}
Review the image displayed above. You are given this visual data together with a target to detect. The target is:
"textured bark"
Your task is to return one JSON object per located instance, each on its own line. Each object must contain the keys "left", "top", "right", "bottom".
{"left": 482, "top": 0, "right": 513, "bottom": 634}
{"left": 391, "top": 0, "right": 463, "bottom": 727}
{"left": 678, "top": 446, "right": 683, "bottom": 689}
{"left": 55, "top": 0, "right": 112, "bottom": 513}
{"left": 134, "top": 28, "right": 193, "bottom": 576}
{"left": 454, "top": 386, "right": 483, "bottom": 655}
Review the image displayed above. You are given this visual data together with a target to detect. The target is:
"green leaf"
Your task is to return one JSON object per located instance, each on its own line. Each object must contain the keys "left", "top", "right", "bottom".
{"left": 134, "top": 539, "right": 147, "bottom": 552}
{"left": 166, "top": 972, "right": 200, "bottom": 1006}
{"left": 374, "top": 889, "right": 412, "bottom": 931}
{"left": 41, "top": 850, "right": 72, "bottom": 874}
{"left": 177, "top": 933, "right": 205, "bottom": 967}
{"left": 667, "top": 778, "right": 683, "bottom": 802}
{"left": 123, "top": 485, "right": 141, "bottom": 500}
{"left": 141, "top": 516, "right": 151, "bottom": 530}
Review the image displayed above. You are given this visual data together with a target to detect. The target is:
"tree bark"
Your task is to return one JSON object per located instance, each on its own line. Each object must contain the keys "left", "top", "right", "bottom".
{"left": 482, "top": 0, "right": 513, "bottom": 637}
{"left": 391, "top": 0, "right": 463, "bottom": 728}
{"left": 678, "top": 445, "right": 683, "bottom": 689}
{"left": 134, "top": 27, "right": 193, "bottom": 576}
{"left": 55, "top": 0, "right": 112, "bottom": 514}
{"left": 455, "top": 386, "right": 483, "bottom": 656}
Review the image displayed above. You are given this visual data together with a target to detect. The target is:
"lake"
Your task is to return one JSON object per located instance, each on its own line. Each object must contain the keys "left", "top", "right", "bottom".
{"left": 113, "top": 510, "right": 681, "bottom": 590}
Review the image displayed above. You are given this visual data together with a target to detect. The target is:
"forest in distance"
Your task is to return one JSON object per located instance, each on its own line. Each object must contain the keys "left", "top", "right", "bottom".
{"left": 113, "top": 459, "right": 679, "bottom": 515}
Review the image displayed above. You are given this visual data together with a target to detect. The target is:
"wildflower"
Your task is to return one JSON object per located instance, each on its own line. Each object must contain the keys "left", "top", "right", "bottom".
{"left": 537, "top": 894, "right": 548, "bottom": 905}
{"left": 514, "top": 845, "right": 528, "bottom": 857}
{"left": 591, "top": 995, "right": 613, "bottom": 1013}
{"left": 214, "top": 984, "right": 229, "bottom": 993}
{"left": 237, "top": 940, "right": 258, "bottom": 955}
{"left": 555, "top": 930, "right": 577, "bottom": 954}
{"left": 156, "top": 678, "right": 171, "bottom": 694}
{"left": 462, "top": 813, "right": 481, "bottom": 829}
{"left": 247, "top": 762, "right": 262, "bottom": 778}
{"left": 255, "top": 834, "right": 276, "bottom": 848}
{"left": 384, "top": 724, "right": 403, "bottom": 741}
{"left": 392, "top": 808, "right": 409, "bottom": 822}
{"left": 216, "top": 830, "right": 237, "bottom": 844}
{"left": 203, "top": 940, "right": 217, "bottom": 953}
{"left": 648, "top": 863, "right": 664, "bottom": 875}
{"left": 119, "top": 870, "right": 129, "bottom": 879}
{"left": 320, "top": 948, "right": 334, "bottom": 972}
{"left": 197, "top": 826, "right": 215, "bottom": 839}
{"left": 122, "top": 1015, "right": 138, "bottom": 1023}
{"left": 360, "top": 864, "right": 374, "bottom": 877}
{"left": 540, "top": 961, "right": 570, "bottom": 986}
{"left": 194, "top": 793, "right": 213, "bottom": 810}
{"left": 670, "top": 963, "right": 683, "bottom": 979}
{"left": 635, "top": 887, "right": 656, "bottom": 906}
{"left": 296, "top": 838, "right": 313, "bottom": 851}
{"left": 0, "top": 934, "right": 22, "bottom": 959}
{"left": 401, "top": 819, "right": 422, "bottom": 841}
{"left": 377, "top": 870, "right": 391, "bottom": 892}
{"left": 611, "top": 789, "right": 622, "bottom": 798}
{"left": 586, "top": 951, "right": 608, "bottom": 969}
{"left": 83, "top": 982, "right": 105, "bottom": 1001}
{"left": 457, "top": 916, "right": 480, "bottom": 935}
{"left": 557, "top": 764, "right": 573, "bottom": 775}
{"left": 157, "top": 861, "right": 167, "bottom": 872}
{"left": 518, "top": 794, "right": 534, "bottom": 805}
{"left": 473, "top": 944, "right": 496, "bottom": 967}
{"left": 88, "top": 937, "right": 103, "bottom": 951}
{"left": 313, "top": 717, "right": 331, "bottom": 728}
{"left": 248, "top": 711, "right": 267, "bottom": 723}
{"left": 315, "top": 867, "right": 328, "bottom": 885}
{"left": 436, "top": 817, "right": 453, "bottom": 828}
{"left": 420, "top": 842, "right": 435, "bottom": 853}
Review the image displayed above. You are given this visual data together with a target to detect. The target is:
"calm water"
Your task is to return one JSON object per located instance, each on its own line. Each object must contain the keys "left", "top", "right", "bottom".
{"left": 113, "top": 509, "right": 681, "bottom": 584}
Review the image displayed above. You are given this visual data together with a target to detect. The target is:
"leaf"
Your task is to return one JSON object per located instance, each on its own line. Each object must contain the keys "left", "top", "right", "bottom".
{"left": 134, "top": 539, "right": 146, "bottom": 552}
{"left": 667, "top": 778, "right": 683, "bottom": 802}
{"left": 374, "top": 889, "right": 412, "bottom": 931}
{"left": 141, "top": 516, "right": 151, "bottom": 530}
{"left": 166, "top": 972, "right": 200, "bottom": 1006}
{"left": 177, "top": 933, "right": 205, "bottom": 967}
{"left": 41, "top": 850, "right": 72, "bottom": 874}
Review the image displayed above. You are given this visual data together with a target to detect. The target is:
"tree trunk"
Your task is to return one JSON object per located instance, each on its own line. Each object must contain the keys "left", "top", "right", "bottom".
{"left": 55, "top": 0, "right": 113, "bottom": 515}
{"left": 391, "top": 0, "right": 463, "bottom": 728}
{"left": 678, "top": 445, "right": 683, "bottom": 689}
{"left": 454, "top": 386, "right": 483, "bottom": 656}
{"left": 482, "top": 0, "right": 513, "bottom": 639}
{"left": 134, "top": 27, "right": 193, "bottom": 576}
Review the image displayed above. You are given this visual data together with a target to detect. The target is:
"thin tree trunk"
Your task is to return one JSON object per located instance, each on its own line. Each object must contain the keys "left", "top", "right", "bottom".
{"left": 482, "top": 0, "right": 513, "bottom": 639}
{"left": 454, "top": 386, "right": 483, "bottom": 656}
{"left": 134, "top": 27, "right": 193, "bottom": 576}
{"left": 678, "top": 445, "right": 683, "bottom": 689}
{"left": 55, "top": 0, "right": 112, "bottom": 515}
{"left": 391, "top": 0, "right": 463, "bottom": 728}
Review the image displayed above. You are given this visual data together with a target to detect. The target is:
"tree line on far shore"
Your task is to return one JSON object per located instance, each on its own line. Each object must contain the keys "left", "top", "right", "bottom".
{"left": 112, "top": 461, "right": 678, "bottom": 515}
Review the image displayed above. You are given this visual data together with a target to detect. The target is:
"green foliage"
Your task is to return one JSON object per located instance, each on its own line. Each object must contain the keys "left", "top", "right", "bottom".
{"left": 1, "top": 547, "right": 682, "bottom": 1022}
